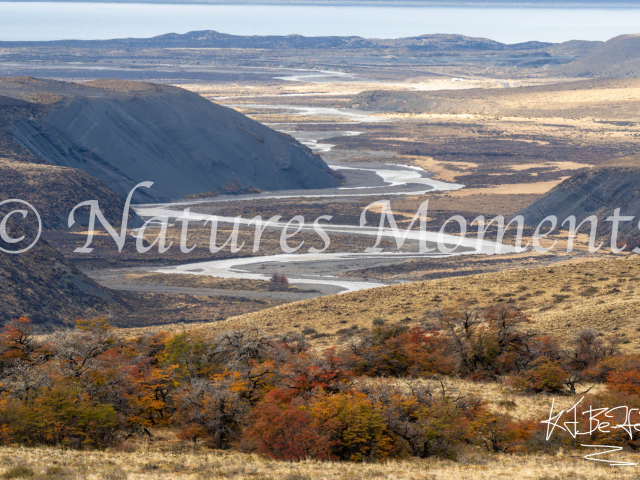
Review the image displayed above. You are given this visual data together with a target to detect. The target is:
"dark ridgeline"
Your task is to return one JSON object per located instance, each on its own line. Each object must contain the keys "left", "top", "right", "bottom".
{"left": 517, "top": 155, "right": 640, "bottom": 243}
{"left": 0, "top": 77, "right": 339, "bottom": 203}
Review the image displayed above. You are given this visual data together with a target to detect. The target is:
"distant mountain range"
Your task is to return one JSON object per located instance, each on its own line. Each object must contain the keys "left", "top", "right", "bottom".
{"left": 0, "top": 30, "right": 559, "bottom": 50}
{"left": 1, "top": 30, "right": 622, "bottom": 67}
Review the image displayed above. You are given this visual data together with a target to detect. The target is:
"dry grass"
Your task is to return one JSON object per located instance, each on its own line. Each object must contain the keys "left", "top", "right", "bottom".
{"left": 177, "top": 76, "right": 504, "bottom": 104}
{"left": 446, "top": 178, "right": 570, "bottom": 196}
{"left": 126, "top": 255, "right": 640, "bottom": 350}
{"left": 357, "top": 79, "right": 640, "bottom": 120}
{"left": 411, "top": 156, "right": 478, "bottom": 182}
{"left": 124, "top": 273, "right": 309, "bottom": 293}
{"left": 508, "top": 161, "right": 591, "bottom": 172}
{"left": 385, "top": 191, "right": 542, "bottom": 218}
{"left": 411, "top": 154, "right": 574, "bottom": 197}
{"left": 381, "top": 376, "right": 607, "bottom": 421}
{"left": 113, "top": 291, "right": 286, "bottom": 328}
{"left": 0, "top": 443, "right": 638, "bottom": 479}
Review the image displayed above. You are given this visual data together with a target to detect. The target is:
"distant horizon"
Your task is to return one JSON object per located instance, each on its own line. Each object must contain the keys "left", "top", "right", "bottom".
{"left": 0, "top": 27, "right": 622, "bottom": 45}
{"left": 2, "top": 2, "right": 640, "bottom": 42}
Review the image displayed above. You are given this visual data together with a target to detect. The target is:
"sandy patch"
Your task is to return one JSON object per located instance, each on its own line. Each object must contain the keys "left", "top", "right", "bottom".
{"left": 448, "top": 178, "right": 569, "bottom": 196}
{"left": 508, "top": 161, "right": 591, "bottom": 171}
{"left": 410, "top": 156, "right": 478, "bottom": 182}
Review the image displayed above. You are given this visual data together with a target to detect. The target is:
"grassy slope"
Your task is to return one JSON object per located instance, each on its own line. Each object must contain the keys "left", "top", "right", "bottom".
{"left": 193, "top": 255, "right": 640, "bottom": 350}
{"left": 0, "top": 443, "right": 637, "bottom": 479}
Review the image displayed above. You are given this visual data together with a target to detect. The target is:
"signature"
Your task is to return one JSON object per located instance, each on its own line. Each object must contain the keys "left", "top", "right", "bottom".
{"left": 542, "top": 397, "right": 640, "bottom": 466}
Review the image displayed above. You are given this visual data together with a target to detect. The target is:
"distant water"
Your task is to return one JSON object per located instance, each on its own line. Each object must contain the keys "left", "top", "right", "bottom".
{"left": 1, "top": 2, "right": 640, "bottom": 43}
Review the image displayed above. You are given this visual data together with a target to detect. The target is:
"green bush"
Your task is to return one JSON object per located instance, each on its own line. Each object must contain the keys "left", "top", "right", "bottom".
{"left": 2, "top": 465, "right": 35, "bottom": 479}
{"left": 7, "top": 386, "right": 118, "bottom": 448}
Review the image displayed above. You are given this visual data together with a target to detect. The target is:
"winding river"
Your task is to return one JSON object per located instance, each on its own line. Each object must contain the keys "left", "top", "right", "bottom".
{"left": 134, "top": 160, "right": 519, "bottom": 294}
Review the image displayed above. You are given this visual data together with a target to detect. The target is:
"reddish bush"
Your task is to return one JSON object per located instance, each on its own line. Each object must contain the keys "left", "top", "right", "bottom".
{"left": 606, "top": 370, "right": 640, "bottom": 396}
{"left": 584, "top": 354, "right": 640, "bottom": 383}
{"left": 244, "top": 390, "right": 334, "bottom": 460}
{"left": 349, "top": 324, "right": 454, "bottom": 377}
{"left": 280, "top": 348, "right": 353, "bottom": 394}
{"left": 471, "top": 411, "right": 521, "bottom": 453}
{"left": 6, "top": 303, "right": 640, "bottom": 459}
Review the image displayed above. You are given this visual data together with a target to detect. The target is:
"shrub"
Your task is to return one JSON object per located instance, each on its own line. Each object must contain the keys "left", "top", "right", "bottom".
{"left": 349, "top": 324, "right": 454, "bottom": 377}
{"left": 310, "top": 392, "right": 397, "bottom": 461}
{"left": 244, "top": 390, "right": 334, "bottom": 460}
{"left": 2, "top": 465, "right": 35, "bottom": 479}
{"left": 579, "top": 286, "right": 598, "bottom": 297}
{"left": 40, "top": 466, "right": 70, "bottom": 479}
{"left": 173, "top": 378, "right": 247, "bottom": 449}
{"left": 270, "top": 273, "right": 289, "bottom": 285}
{"left": 584, "top": 353, "right": 640, "bottom": 383}
{"left": 6, "top": 386, "right": 118, "bottom": 448}
{"left": 606, "top": 369, "right": 640, "bottom": 396}
{"left": 565, "top": 391, "right": 640, "bottom": 449}
{"left": 497, "top": 399, "right": 517, "bottom": 410}
{"left": 397, "top": 398, "right": 476, "bottom": 458}
{"left": 508, "top": 357, "right": 568, "bottom": 393}
{"left": 280, "top": 348, "right": 353, "bottom": 394}
{"left": 471, "top": 412, "right": 520, "bottom": 453}
{"left": 7, "top": 305, "right": 640, "bottom": 460}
